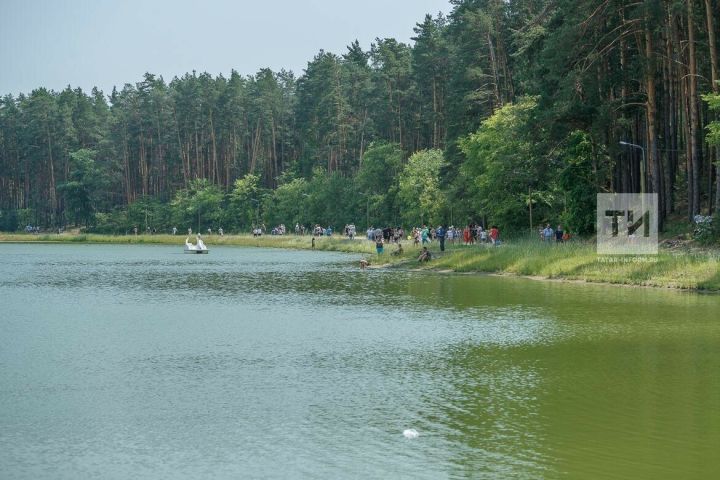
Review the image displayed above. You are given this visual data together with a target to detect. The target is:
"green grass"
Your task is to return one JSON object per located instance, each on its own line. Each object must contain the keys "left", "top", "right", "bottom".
{"left": 373, "top": 239, "right": 720, "bottom": 291}
{"left": 2, "top": 233, "right": 718, "bottom": 291}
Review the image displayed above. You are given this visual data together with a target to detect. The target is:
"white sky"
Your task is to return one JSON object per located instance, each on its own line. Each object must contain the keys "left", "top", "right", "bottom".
{"left": 1, "top": 0, "right": 452, "bottom": 95}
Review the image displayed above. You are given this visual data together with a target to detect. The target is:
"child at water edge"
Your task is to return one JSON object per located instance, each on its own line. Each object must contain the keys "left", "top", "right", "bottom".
{"left": 376, "top": 237, "right": 384, "bottom": 254}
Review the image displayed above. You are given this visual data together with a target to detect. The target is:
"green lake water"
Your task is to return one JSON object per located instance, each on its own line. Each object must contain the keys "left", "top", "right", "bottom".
{"left": 0, "top": 243, "right": 718, "bottom": 479}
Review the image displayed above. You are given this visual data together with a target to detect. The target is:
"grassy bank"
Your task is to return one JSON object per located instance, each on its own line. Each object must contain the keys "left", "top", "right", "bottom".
{"left": 1, "top": 233, "right": 718, "bottom": 291}
{"left": 0, "top": 232, "right": 378, "bottom": 254}
{"left": 376, "top": 239, "right": 720, "bottom": 291}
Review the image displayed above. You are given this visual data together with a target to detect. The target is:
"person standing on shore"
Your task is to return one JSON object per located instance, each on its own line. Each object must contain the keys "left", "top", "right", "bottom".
{"left": 437, "top": 225, "right": 446, "bottom": 252}
{"left": 543, "top": 224, "right": 554, "bottom": 242}
{"left": 489, "top": 225, "right": 499, "bottom": 245}
{"left": 555, "top": 225, "right": 564, "bottom": 243}
{"left": 421, "top": 225, "right": 430, "bottom": 244}
{"left": 376, "top": 236, "right": 384, "bottom": 255}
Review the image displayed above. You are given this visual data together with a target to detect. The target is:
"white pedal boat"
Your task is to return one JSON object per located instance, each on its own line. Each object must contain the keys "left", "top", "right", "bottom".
{"left": 185, "top": 236, "right": 209, "bottom": 254}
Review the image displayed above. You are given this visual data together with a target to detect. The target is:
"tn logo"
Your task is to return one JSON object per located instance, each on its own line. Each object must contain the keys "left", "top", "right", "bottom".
{"left": 604, "top": 210, "right": 651, "bottom": 237}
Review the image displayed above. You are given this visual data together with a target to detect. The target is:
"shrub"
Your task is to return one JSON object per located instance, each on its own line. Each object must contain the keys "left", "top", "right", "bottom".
{"left": 693, "top": 215, "right": 720, "bottom": 245}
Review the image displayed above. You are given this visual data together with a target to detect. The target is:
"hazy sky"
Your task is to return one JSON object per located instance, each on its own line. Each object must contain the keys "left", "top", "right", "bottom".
{"left": 1, "top": 0, "right": 452, "bottom": 96}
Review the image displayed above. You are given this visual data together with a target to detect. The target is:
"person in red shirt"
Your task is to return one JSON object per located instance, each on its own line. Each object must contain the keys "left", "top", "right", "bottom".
{"left": 489, "top": 225, "right": 499, "bottom": 245}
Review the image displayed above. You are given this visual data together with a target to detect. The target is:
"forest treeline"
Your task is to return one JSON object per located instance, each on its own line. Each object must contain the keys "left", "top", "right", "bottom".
{"left": 1, "top": 0, "right": 720, "bottom": 236}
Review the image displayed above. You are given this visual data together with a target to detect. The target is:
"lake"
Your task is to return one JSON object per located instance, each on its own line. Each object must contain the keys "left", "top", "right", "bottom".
{"left": 1, "top": 243, "right": 719, "bottom": 479}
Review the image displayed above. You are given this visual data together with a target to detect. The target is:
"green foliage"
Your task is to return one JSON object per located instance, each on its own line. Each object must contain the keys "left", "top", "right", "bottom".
{"left": 16, "top": 209, "right": 35, "bottom": 229}
{"left": 170, "top": 179, "right": 223, "bottom": 232}
{"left": 704, "top": 90, "right": 720, "bottom": 111}
{"left": 412, "top": 14, "right": 449, "bottom": 148}
{"left": 693, "top": 216, "right": 720, "bottom": 246}
{"left": 459, "top": 97, "right": 550, "bottom": 230}
{"left": 2, "top": 0, "right": 718, "bottom": 243}
{"left": 707, "top": 123, "right": 720, "bottom": 147}
{"left": 355, "top": 142, "right": 402, "bottom": 194}
{"left": 226, "top": 174, "right": 263, "bottom": 230}
{"left": 303, "top": 170, "right": 355, "bottom": 228}
{"left": 90, "top": 209, "right": 130, "bottom": 234}
{"left": 57, "top": 149, "right": 100, "bottom": 226}
{"left": 398, "top": 149, "right": 446, "bottom": 226}
{"left": 355, "top": 142, "right": 403, "bottom": 226}
{"left": 264, "top": 178, "right": 309, "bottom": 227}
{"left": 704, "top": 91, "right": 720, "bottom": 147}
{"left": 557, "top": 131, "right": 606, "bottom": 235}
{"left": 126, "top": 197, "right": 172, "bottom": 233}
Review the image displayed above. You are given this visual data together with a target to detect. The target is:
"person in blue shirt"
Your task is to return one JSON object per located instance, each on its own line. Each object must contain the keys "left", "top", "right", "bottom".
{"left": 542, "top": 224, "right": 554, "bottom": 242}
{"left": 436, "top": 225, "right": 446, "bottom": 252}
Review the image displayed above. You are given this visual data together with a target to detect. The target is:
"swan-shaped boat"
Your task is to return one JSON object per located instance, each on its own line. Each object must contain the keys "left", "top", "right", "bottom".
{"left": 184, "top": 236, "right": 209, "bottom": 254}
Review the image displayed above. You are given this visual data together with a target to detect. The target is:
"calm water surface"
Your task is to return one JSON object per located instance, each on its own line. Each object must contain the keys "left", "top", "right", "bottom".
{"left": 0, "top": 243, "right": 719, "bottom": 479}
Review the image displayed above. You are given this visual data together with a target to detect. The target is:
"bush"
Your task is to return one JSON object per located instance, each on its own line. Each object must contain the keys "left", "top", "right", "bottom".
{"left": 88, "top": 210, "right": 130, "bottom": 234}
{"left": 693, "top": 215, "right": 720, "bottom": 245}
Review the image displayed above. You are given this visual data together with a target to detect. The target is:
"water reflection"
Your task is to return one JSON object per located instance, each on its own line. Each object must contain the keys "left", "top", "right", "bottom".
{"left": 1, "top": 243, "right": 719, "bottom": 479}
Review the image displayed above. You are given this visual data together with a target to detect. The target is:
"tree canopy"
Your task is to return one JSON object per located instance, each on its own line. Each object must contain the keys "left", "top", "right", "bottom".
{"left": 1, "top": 0, "right": 719, "bottom": 235}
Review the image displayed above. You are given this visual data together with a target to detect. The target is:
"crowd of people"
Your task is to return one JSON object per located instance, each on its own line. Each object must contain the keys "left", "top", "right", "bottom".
{"left": 343, "top": 224, "right": 357, "bottom": 239}
{"left": 121, "top": 218, "right": 570, "bottom": 260}
{"left": 401, "top": 224, "right": 501, "bottom": 249}
{"left": 365, "top": 226, "right": 406, "bottom": 243}
{"left": 271, "top": 224, "right": 287, "bottom": 235}
{"left": 355, "top": 223, "right": 508, "bottom": 262}
{"left": 359, "top": 220, "right": 573, "bottom": 264}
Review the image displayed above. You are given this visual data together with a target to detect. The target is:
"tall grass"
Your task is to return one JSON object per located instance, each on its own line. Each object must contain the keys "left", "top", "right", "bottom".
{"left": 379, "top": 239, "right": 720, "bottom": 290}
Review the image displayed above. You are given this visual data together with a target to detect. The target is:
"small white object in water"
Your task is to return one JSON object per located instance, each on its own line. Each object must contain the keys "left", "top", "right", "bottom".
{"left": 403, "top": 428, "right": 419, "bottom": 439}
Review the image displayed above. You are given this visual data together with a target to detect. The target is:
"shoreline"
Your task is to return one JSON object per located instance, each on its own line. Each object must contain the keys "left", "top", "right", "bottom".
{"left": 374, "top": 265, "right": 720, "bottom": 294}
{"left": 1, "top": 233, "right": 718, "bottom": 292}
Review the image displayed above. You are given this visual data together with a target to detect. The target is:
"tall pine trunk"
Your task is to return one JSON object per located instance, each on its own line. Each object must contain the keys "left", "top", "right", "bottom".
{"left": 705, "top": 0, "right": 719, "bottom": 213}
{"left": 645, "top": 23, "right": 662, "bottom": 227}
{"left": 687, "top": 0, "right": 700, "bottom": 219}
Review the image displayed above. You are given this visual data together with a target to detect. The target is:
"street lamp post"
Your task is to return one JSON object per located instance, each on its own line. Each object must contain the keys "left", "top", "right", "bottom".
{"left": 619, "top": 141, "right": 646, "bottom": 194}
